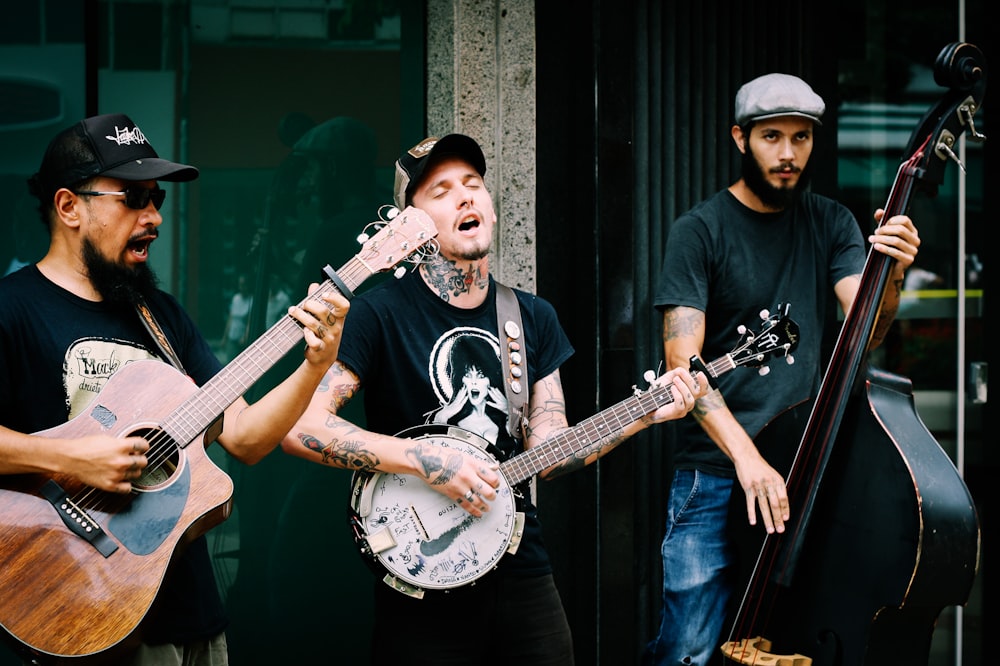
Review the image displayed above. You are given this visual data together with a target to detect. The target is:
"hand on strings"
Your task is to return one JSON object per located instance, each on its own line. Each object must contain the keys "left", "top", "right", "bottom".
{"left": 403, "top": 438, "right": 502, "bottom": 518}
{"left": 292, "top": 287, "right": 350, "bottom": 368}
{"left": 60, "top": 434, "right": 149, "bottom": 494}
{"left": 647, "top": 368, "right": 707, "bottom": 424}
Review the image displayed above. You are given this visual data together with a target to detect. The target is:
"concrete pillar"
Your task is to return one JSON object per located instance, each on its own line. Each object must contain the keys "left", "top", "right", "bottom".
{"left": 426, "top": 0, "right": 536, "bottom": 290}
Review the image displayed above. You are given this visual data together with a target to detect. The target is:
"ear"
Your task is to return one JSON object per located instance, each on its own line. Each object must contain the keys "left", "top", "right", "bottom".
{"left": 731, "top": 125, "right": 747, "bottom": 154}
{"left": 53, "top": 188, "right": 83, "bottom": 228}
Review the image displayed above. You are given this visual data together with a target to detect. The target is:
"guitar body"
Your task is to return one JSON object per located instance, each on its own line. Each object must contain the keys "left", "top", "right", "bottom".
{"left": 349, "top": 425, "right": 520, "bottom": 598}
{"left": 0, "top": 360, "right": 234, "bottom": 661}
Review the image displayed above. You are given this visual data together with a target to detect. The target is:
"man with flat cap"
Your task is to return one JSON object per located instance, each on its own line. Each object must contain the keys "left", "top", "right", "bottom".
{"left": 0, "top": 113, "right": 349, "bottom": 665}
{"left": 643, "top": 74, "right": 923, "bottom": 665}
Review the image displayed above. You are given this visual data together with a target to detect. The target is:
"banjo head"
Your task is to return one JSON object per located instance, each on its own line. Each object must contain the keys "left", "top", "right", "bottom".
{"left": 349, "top": 425, "right": 519, "bottom": 594}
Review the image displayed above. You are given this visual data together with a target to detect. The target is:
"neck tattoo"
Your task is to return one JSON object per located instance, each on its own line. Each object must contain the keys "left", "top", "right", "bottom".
{"left": 421, "top": 258, "right": 488, "bottom": 303}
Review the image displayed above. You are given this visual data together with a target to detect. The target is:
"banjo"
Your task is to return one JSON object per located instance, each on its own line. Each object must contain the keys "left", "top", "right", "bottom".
{"left": 349, "top": 305, "right": 800, "bottom": 598}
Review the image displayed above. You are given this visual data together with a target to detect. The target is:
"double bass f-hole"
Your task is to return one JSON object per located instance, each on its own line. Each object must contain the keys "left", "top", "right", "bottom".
{"left": 721, "top": 42, "right": 985, "bottom": 666}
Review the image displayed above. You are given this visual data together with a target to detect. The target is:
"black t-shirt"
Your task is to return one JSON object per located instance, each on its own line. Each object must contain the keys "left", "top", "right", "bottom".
{"left": 653, "top": 190, "right": 865, "bottom": 476}
{"left": 337, "top": 270, "right": 574, "bottom": 576}
{"left": 0, "top": 265, "right": 229, "bottom": 644}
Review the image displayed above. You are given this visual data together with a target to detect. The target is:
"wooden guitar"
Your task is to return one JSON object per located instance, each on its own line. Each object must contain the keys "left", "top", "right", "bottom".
{"left": 348, "top": 305, "right": 800, "bottom": 599}
{"left": 0, "top": 207, "right": 437, "bottom": 662}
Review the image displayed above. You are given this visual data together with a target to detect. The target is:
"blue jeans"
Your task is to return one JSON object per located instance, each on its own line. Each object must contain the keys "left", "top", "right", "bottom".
{"left": 643, "top": 469, "right": 736, "bottom": 666}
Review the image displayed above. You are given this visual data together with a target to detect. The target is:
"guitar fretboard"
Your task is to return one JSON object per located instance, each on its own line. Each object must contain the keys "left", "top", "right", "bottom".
{"left": 500, "top": 382, "right": 677, "bottom": 485}
{"left": 161, "top": 209, "right": 436, "bottom": 446}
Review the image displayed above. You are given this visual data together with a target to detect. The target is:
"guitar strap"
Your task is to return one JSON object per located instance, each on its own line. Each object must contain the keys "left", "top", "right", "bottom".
{"left": 134, "top": 297, "right": 186, "bottom": 373}
{"left": 495, "top": 282, "right": 527, "bottom": 442}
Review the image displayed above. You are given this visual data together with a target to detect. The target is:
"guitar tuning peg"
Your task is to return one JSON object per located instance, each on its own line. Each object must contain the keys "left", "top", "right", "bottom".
{"left": 737, "top": 324, "right": 747, "bottom": 335}
{"left": 785, "top": 354, "right": 795, "bottom": 365}
{"left": 356, "top": 233, "right": 370, "bottom": 244}
{"left": 643, "top": 369, "right": 657, "bottom": 384}
{"left": 376, "top": 203, "right": 400, "bottom": 221}
{"left": 759, "top": 309, "right": 770, "bottom": 320}
{"left": 393, "top": 266, "right": 407, "bottom": 279}
{"left": 758, "top": 366, "right": 771, "bottom": 377}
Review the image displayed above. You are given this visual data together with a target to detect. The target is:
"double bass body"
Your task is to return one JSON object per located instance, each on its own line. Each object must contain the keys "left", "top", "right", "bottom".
{"left": 725, "top": 367, "right": 979, "bottom": 665}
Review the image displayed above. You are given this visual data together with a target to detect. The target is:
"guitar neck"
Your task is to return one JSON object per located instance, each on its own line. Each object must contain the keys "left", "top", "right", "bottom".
{"left": 164, "top": 257, "right": 373, "bottom": 446}
{"left": 497, "top": 344, "right": 755, "bottom": 486}
{"left": 707, "top": 355, "right": 736, "bottom": 379}
{"left": 500, "top": 381, "right": 677, "bottom": 485}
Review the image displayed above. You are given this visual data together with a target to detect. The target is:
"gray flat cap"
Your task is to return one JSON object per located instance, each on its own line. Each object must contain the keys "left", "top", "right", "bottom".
{"left": 735, "top": 73, "right": 825, "bottom": 126}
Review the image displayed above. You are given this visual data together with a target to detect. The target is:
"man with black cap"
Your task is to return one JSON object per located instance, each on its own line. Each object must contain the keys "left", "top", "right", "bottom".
{"left": 281, "top": 134, "right": 705, "bottom": 664}
{"left": 0, "top": 113, "right": 349, "bottom": 665}
{"left": 644, "top": 74, "right": 921, "bottom": 665}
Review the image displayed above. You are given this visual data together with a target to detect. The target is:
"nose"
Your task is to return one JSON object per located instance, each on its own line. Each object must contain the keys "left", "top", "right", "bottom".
{"left": 777, "top": 137, "right": 796, "bottom": 160}
{"left": 455, "top": 182, "right": 477, "bottom": 209}
{"left": 140, "top": 207, "right": 163, "bottom": 227}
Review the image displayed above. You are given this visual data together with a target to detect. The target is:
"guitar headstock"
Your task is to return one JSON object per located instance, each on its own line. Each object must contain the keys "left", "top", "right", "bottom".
{"left": 729, "top": 303, "right": 800, "bottom": 373}
{"left": 356, "top": 205, "right": 440, "bottom": 276}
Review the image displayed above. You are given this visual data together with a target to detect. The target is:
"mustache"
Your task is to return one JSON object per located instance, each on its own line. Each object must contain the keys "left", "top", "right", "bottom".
{"left": 129, "top": 229, "right": 159, "bottom": 243}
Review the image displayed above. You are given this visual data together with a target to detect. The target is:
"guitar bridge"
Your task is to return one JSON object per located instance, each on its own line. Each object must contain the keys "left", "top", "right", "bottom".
{"left": 41, "top": 480, "right": 118, "bottom": 558}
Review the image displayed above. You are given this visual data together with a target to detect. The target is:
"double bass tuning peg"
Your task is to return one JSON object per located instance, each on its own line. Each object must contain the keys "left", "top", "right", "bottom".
{"left": 959, "top": 101, "right": 986, "bottom": 142}
{"left": 935, "top": 131, "right": 967, "bottom": 173}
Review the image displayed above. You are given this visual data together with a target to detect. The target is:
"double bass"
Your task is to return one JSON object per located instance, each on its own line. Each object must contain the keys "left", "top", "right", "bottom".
{"left": 721, "top": 42, "right": 986, "bottom": 665}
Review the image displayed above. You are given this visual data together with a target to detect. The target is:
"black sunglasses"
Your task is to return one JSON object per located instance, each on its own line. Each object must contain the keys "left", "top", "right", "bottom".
{"left": 73, "top": 186, "right": 166, "bottom": 211}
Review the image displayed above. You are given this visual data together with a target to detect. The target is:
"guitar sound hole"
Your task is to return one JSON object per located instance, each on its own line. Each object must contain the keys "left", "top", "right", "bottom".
{"left": 129, "top": 427, "right": 182, "bottom": 490}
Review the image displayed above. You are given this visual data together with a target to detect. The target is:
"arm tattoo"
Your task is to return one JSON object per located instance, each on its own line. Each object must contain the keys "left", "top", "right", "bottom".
{"left": 871, "top": 277, "right": 903, "bottom": 347}
{"left": 663, "top": 308, "right": 702, "bottom": 341}
{"left": 691, "top": 388, "right": 725, "bottom": 422}
{"left": 405, "top": 442, "right": 463, "bottom": 485}
{"left": 889, "top": 276, "right": 904, "bottom": 298}
{"left": 295, "top": 433, "right": 380, "bottom": 470}
{"left": 545, "top": 430, "right": 628, "bottom": 479}
{"left": 327, "top": 382, "right": 356, "bottom": 412}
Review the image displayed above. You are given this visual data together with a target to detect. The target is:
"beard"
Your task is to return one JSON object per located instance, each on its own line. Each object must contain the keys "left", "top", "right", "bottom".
{"left": 741, "top": 141, "right": 812, "bottom": 210}
{"left": 454, "top": 243, "right": 490, "bottom": 262}
{"left": 83, "top": 237, "right": 159, "bottom": 306}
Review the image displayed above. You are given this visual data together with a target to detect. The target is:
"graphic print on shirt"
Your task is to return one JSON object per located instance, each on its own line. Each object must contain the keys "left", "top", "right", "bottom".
{"left": 63, "top": 337, "right": 157, "bottom": 419}
{"left": 426, "top": 326, "right": 509, "bottom": 449}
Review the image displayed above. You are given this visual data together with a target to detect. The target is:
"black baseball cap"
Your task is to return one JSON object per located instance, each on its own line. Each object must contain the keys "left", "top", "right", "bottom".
{"left": 27, "top": 113, "right": 198, "bottom": 201}
{"left": 393, "top": 134, "right": 486, "bottom": 209}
